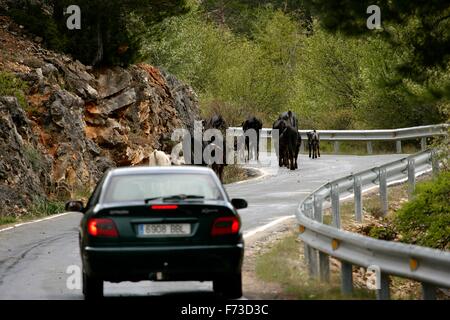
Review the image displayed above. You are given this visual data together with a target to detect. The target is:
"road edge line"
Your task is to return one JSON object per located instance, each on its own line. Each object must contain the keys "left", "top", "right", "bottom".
{"left": 243, "top": 215, "right": 295, "bottom": 239}
{"left": 0, "top": 212, "right": 74, "bottom": 233}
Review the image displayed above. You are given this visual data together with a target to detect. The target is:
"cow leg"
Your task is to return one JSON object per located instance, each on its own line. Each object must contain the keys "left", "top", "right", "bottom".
{"left": 309, "top": 144, "right": 312, "bottom": 158}
{"left": 288, "top": 148, "right": 294, "bottom": 170}
{"left": 256, "top": 140, "right": 259, "bottom": 161}
{"left": 317, "top": 143, "right": 321, "bottom": 157}
{"left": 219, "top": 166, "right": 224, "bottom": 183}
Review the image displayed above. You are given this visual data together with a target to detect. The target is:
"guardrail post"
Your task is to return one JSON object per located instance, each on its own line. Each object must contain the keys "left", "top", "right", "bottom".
{"left": 421, "top": 283, "right": 437, "bottom": 300}
{"left": 334, "top": 141, "right": 340, "bottom": 154}
{"left": 421, "top": 137, "right": 427, "bottom": 151}
{"left": 367, "top": 141, "right": 373, "bottom": 155}
{"left": 304, "top": 199, "right": 319, "bottom": 279}
{"left": 376, "top": 273, "right": 391, "bottom": 300}
{"left": 319, "top": 252, "right": 330, "bottom": 282}
{"left": 314, "top": 195, "right": 323, "bottom": 223}
{"left": 341, "top": 261, "right": 353, "bottom": 295}
{"left": 408, "top": 159, "right": 416, "bottom": 199}
{"left": 307, "top": 246, "right": 319, "bottom": 279}
{"left": 379, "top": 168, "right": 388, "bottom": 216}
{"left": 331, "top": 184, "right": 341, "bottom": 229}
{"left": 431, "top": 150, "right": 439, "bottom": 177}
{"left": 353, "top": 176, "right": 363, "bottom": 222}
{"left": 396, "top": 140, "right": 402, "bottom": 154}
{"left": 313, "top": 195, "right": 330, "bottom": 282}
{"left": 304, "top": 243, "right": 310, "bottom": 264}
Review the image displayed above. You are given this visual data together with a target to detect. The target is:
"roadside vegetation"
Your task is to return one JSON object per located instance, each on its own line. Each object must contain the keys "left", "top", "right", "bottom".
{"left": 354, "top": 172, "right": 450, "bottom": 251}
{"left": 0, "top": 71, "right": 28, "bottom": 108}
{"left": 329, "top": 172, "right": 450, "bottom": 251}
{"left": 222, "top": 165, "right": 251, "bottom": 184}
{"left": 255, "top": 229, "right": 375, "bottom": 299}
{"left": 0, "top": 186, "right": 92, "bottom": 227}
{"left": 255, "top": 172, "right": 449, "bottom": 300}
{"left": 0, "top": 197, "right": 65, "bottom": 226}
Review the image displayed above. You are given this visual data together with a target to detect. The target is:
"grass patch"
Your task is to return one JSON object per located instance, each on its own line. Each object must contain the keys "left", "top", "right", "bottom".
{"left": 28, "top": 196, "right": 65, "bottom": 217}
{"left": 0, "top": 71, "right": 28, "bottom": 109}
{"left": 223, "top": 164, "right": 250, "bottom": 184}
{"left": 0, "top": 196, "right": 65, "bottom": 227}
{"left": 0, "top": 216, "right": 18, "bottom": 225}
{"left": 255, "top": 231, "right": 375, "bottom": 299}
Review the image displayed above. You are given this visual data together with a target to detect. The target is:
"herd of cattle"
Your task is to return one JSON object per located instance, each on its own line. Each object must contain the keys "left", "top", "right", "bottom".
{"left": 149, "top": 111, "right": 321, "bottom": 182}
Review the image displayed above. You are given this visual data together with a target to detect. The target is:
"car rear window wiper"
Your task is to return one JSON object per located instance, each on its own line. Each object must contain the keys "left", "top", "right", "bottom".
{"left": 144, "top": 196, "right": 164, "bottom": 203}
{"left": 163, "top": 194, "right": 205, "bottom": 202}
{"left": 145, "top": 195, "right": 205, "bottom": 203}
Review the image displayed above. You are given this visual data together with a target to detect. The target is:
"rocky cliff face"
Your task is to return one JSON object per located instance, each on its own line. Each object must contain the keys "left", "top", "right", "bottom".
{"left": 0, "top": 16, "right": 199, "bottom": 215}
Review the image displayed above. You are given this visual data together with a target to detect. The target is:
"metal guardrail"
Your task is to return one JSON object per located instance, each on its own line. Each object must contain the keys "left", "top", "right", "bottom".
{"left": 229, "top": 124, "right": 449, "bottom": 154}
{"left": 296, "top": 149, "right": 450, "bottom": 300}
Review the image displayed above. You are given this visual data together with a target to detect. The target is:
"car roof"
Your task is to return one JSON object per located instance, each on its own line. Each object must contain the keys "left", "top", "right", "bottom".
{"left": 108, "top": 166, "right": 215, "bottom": 176}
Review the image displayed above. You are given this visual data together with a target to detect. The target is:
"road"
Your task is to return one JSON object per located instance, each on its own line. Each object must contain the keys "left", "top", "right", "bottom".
{"left": 0, "top": 153, "right": 406, "bottom": 299}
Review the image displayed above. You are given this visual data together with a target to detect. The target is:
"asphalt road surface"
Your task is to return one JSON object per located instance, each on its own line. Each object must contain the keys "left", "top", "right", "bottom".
{"left": 0, "top": 153, "right": 406, "bottom": 299}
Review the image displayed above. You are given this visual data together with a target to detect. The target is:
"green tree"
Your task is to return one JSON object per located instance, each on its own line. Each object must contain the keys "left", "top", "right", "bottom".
{"left": 288, "top": 28, "right": 363, "bottom": 129}
{"left": 9, "top": 0, "right": 190, "bottom": 66}
{"left": 302, "top": 0, "right": 450, "bottom": 99}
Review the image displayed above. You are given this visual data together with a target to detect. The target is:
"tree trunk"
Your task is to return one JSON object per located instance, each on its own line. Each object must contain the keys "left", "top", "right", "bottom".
{"left": 92, "top": 19, "right": 103, "bottom": 66}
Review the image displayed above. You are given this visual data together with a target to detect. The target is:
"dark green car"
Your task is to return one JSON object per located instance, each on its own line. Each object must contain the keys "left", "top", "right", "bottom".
{"left": 66, "top": 166, "right": 247, "bottom": 299}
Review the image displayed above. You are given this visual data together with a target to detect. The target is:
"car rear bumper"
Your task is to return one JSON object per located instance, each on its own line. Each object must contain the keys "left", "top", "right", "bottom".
{"left": 82, "top": 243, "right": 244, "bottom": 282}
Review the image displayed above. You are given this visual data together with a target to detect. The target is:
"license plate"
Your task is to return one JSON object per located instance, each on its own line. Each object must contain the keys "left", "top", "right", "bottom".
{"left": 138, "top": 223, "right": 191, "bottom": 236}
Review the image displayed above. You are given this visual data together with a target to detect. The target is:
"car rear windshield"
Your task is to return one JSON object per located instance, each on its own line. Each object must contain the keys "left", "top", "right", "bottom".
{"left": 102, "top": 173, "right": 224, "bottom": 203}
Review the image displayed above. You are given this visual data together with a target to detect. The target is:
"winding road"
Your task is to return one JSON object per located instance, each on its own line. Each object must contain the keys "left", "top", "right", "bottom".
{"left": 0, "top": 153, "right": 407, "bottom": 299}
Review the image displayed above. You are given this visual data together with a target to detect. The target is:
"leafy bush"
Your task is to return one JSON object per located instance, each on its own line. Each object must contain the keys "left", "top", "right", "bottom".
{"left": 394, "top": 172, "right": 450, "bottom": 250}
{"left": 0, "top": 71, "right": 28, "bottom": 108}
{"left": 29, "top": 196, "right": 65, "bottom": 217}
{"left": 368, "top": 225, "right": 397, "bottom": 241}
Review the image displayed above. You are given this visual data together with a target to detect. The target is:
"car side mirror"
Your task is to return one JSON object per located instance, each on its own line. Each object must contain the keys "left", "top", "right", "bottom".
{"left": 231, "top": 198, "right": 248, "bottom": 210}
{"left": 65, "top": 200, "right": 84, "bottom": 213}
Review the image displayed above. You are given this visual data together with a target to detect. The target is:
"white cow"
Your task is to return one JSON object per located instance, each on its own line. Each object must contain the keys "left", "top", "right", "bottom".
{"left": 171, "top": 156, "right": 185, "bottom": 166}
{"left": 149, "top": 150, "right": 171, "bottom": 166}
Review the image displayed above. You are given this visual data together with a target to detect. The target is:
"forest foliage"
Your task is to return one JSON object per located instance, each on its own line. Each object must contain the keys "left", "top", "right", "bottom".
{"left": 3, "top": 0, "right": 450, "bottom": 129}
{"left": 144, "top": 1, "right": 449, "bottom": 128}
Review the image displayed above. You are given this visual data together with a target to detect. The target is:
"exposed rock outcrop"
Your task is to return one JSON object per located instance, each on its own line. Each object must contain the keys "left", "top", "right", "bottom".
{"left": 0, "top": 15, "right": 200, "bottom": 216}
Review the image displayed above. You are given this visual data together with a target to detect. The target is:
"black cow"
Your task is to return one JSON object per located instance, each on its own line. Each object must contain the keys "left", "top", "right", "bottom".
{"left": 204, "top": 115, "right": 229, "bottom": 182}
{"left": 242, "top": 116, "right": 263, "bottom": 161}
{"left": 205, "top": 114, "right": 227, "bottom": 132}
{"left": 279, "top": 110, "right": 298, "bottom": 131}
{"left": 306, "top": 130, "right": 320, "bottom": 159}
{"left": 272, "top": 110, "right": 302, "bottom": 170}
{"left": 273, "top": 116, "right": 299, "bottom": 170}
{"left": 280, "top": 124, "right": 299, "bottom": 170}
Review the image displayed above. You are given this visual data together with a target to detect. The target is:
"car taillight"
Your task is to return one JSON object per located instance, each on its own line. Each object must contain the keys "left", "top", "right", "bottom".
{"left": 87, "top": 218, "right": 118, "bottom": 237}
{"left": 211, "top": 216, "right": 240, "bottom": 236}
{"left": 151, "top": 205, "right": 178, "bottom": 210}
